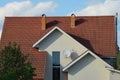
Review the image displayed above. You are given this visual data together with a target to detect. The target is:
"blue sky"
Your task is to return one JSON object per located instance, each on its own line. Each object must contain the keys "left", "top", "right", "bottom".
{"left": 0, "top": 0, "right": 120, "bottom": 47}
{"left": 0, "top": 0, "right": 105, "bottom": 16}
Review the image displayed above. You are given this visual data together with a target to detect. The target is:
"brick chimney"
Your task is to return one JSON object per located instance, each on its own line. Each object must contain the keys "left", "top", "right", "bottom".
{"left": 41, "top": 14, "right": 46, "bottom": 30}
{"left": 71, "top": 14, "right": 75, "bottom": 28}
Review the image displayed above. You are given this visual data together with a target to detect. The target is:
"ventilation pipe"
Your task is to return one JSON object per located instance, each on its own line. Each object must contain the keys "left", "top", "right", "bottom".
{"left": 41, "top": 14, "right": 46, "bottom": 30}
{"left": 71, "top": 14, "right": 75, "bottom": 28}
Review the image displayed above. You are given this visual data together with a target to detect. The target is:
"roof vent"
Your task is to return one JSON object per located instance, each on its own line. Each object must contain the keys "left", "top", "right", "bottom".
{"left": 41, "top": 14, "right": 46, "bottom": 30}
{"left": 71, "top": 13, "right": 75, "bottom": 28}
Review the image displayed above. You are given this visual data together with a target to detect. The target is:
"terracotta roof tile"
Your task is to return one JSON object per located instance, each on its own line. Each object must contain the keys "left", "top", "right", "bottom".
{"left": 0, "top": 16, "right": 116, "bottom": 78}
{"left": 0, "top": 16, "right": 116, "bottom": 56}
{"left": 28, "top": 50, "right": 47, "bottom": 79}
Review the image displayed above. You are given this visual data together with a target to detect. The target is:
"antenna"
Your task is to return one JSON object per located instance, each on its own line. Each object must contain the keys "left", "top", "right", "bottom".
{"left": 62, "top": 49, "right": 71, "bottom": 58}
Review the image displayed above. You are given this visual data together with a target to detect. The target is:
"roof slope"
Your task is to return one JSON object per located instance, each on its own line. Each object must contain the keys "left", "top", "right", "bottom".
{"left": 0, "top": 16, "right": 116, "bottom": 79}
{"left": 0, "top": 16, "right": 116, "bottom": 57}
{"left": 29, "top": 50, "right": 47, "bottom": 79}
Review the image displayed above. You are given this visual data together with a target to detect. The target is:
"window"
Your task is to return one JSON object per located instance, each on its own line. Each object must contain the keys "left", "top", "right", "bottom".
{"left": 52, "top": 51, "right": 60, "bottom": 80}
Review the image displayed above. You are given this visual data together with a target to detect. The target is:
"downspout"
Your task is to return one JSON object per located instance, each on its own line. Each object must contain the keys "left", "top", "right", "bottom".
{"left": 115, "top": 13, "right": 118, "bottom": 53}
{"left": 115, "top": 13, "right": 119, "bottom": 69}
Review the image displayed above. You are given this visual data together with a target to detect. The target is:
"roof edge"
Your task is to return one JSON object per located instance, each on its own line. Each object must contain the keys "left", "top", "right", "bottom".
{"left": 4, "top": 15, "right": 115, "bottom": 18}
{"left": 107, "top": 68, "right": 120, "bottom": 73}
{"left": 32, "top": 26, "right": 62, "bottom": 47}
{"left": 62, "top": 50, "right": 113, "bottom": 72}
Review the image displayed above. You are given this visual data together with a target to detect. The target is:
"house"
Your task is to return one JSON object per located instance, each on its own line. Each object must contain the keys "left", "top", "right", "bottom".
{"left": 0, "top": 14, "right": 120, "bottom": 80}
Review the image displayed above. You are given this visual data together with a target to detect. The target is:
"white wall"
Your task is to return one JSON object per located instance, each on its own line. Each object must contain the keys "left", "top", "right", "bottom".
{"left": 38, "top": 29, "right": 88, "bottom": 80}
{"left": 67, "top": 53, "right": 110, "bottom": 80}
{"left": 110, "top": 71, "right": 120, "bottom": 80}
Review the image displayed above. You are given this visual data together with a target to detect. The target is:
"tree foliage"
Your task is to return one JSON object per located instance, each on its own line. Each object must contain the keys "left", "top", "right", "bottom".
{"left": 0, "top": 43, "right": 36, "bottom": 80}
{"left": 116, "top": 50, "right": 120, "bottom": 69}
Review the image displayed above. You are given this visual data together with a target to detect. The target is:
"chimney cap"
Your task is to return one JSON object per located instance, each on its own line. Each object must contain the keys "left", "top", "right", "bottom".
{"left": 42, "top": 14, "right": 46, "bottom": 17}
{"left": 71, "top": 13, "right": 75, "bottom": 17}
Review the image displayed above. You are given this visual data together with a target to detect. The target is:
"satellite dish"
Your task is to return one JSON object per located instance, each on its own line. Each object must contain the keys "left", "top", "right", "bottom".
{"left": 62, "top": 49, "right": 71, "bottom": 58}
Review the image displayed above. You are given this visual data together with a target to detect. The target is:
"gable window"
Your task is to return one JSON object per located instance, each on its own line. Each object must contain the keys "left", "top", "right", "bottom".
{"left": 52, "top": 51, "right": 60, "bottom": 80}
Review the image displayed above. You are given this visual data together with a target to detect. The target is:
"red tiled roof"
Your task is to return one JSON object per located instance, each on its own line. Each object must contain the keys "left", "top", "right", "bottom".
{"left": 28, "top": 50, "right": 46, "bottom": 79}
{"left": 0, "top": 16, "right": 116, "bottom": 78}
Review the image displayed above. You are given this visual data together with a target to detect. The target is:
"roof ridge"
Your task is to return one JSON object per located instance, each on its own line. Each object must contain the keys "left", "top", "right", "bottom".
{"left": 5, "top": 15, "right": 115, "bottom": 18}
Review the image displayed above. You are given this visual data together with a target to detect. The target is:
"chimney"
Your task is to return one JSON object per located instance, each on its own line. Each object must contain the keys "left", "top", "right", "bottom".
{"left": 71, "top": 13, "right": 75, "bottom": 28}
{"left": 41, "top": 14, "right": 46, "bottom": 30}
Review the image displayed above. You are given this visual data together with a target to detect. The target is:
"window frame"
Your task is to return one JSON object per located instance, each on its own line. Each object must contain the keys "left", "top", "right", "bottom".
{"left": 52, "top": 51, "right": 60, "bottom": 80}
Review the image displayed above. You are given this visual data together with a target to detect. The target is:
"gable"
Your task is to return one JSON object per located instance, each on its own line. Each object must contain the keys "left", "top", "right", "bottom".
{"left": 63, "top": 50, "right": 113, "bottom": 72}
{"left": 33, "top": 27, "right": 63, "bottom": 49}
{"left": 33, "top": 28, "right": 62, "bottom": 49}
{"left": 65, "top": 51, "right": 111, "bottom": 80}
{"left": 33, "top": 27, "right": 87, "bottom": 52}
{"left": 67, "top": 53, "right": 96, "bottom": 72}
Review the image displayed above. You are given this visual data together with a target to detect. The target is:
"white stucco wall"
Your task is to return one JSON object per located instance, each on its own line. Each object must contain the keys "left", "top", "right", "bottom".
{"left": 110, "top": 71, "right": 120, "bottom": 80}
{"left": 67, "top": 53, "right": 110, "bottom": 80}
{"left": 38, "top": 29, "right": 88, "bottom": 80}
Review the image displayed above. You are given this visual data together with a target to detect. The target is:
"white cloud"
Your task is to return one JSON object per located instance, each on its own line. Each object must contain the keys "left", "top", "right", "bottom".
{"left": 0, "top": 0, "right": 57, "bottom": 38}
{"left": 23, "top": 1, "right": 57, "bottom": 16}
{"left": 70, "top": 0, "right": 120, "bottom": 18}
{"left": 0, "top": 1, "right": 57, "bottom": 21}
{"left": 86, "top": 0, "right": 104, "bottom": 6}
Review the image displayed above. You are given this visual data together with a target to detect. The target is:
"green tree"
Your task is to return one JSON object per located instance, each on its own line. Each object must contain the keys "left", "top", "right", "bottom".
{"left": 116, "top": 51, "right": 120, "bottom": 69}
{"left": 0, "top": 43, "right": 36, "bottom": 80}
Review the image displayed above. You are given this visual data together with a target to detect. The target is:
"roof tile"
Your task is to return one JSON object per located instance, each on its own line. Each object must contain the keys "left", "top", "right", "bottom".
{"left": 0, "top": 16, "right": 116, "bottom": 78}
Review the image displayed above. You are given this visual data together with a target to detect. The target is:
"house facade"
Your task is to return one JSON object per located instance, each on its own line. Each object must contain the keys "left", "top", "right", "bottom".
{"left": 0, "top": 14, "right": 119, "bottom": 80}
